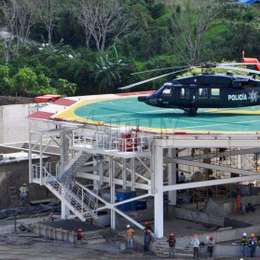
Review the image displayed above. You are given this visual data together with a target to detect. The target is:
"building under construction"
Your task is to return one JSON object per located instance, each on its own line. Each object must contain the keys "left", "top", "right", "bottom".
{"left": 28, "top": 92, "right": 260, "bottom": 241}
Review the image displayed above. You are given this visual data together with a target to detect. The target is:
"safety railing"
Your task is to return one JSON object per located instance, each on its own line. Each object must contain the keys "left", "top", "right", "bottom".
{"left": 32, "top": 163, "right": 98, "bottom": 219}
{"left": 72, "top": 129, "right": 152, "bottom": 153}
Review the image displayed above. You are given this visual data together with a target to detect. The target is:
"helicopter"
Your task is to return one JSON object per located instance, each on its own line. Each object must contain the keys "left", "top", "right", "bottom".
{"left": 119, "top": 57, "right": 260, "bottom": 116}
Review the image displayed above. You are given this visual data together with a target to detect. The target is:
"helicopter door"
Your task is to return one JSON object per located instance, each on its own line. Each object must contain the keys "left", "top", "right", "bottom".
{"left": 189, "top": 86, "right": 197, "bottom": 105}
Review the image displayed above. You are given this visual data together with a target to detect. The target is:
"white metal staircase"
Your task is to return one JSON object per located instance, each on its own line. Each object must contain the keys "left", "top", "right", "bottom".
{"left": 58, "top": 151, "right": 91, "bottom": 184}
{"left": 32, "top": 164, "right": 98, "bottom": 221}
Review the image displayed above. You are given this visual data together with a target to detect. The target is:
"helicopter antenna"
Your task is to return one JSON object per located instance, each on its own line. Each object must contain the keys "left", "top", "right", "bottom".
{"left": 119, "top": 68, "right": 191, "bottom": 90}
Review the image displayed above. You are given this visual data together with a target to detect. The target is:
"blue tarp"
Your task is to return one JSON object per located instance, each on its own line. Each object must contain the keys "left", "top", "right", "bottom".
{"left": 238, "top": 0, "right": 260, "bottom": 4}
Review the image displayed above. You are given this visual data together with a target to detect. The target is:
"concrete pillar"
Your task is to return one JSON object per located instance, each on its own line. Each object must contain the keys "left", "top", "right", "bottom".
{"left": 153, "top": 144, "right": 164, "bottom": 238}
{"left": 168, "top": 148, "right": 177, "bottom": 205}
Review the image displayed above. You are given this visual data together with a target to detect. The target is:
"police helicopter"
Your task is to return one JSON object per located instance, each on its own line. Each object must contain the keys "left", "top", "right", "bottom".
{"left": 119, "top": 58, "right": 260, "bottom": 116}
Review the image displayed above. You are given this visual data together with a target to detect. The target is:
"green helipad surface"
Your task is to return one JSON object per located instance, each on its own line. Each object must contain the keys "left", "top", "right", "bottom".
{"left": 71, "top": 97, "right": 260, "bottom": 133}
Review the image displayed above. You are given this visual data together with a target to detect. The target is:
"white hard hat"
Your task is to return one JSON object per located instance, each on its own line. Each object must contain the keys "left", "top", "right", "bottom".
{"left": 243, "top": 232, "right": 247, "bottom": 236}
{"left": 126, "top": 225, "right": 130, "bottom": 228}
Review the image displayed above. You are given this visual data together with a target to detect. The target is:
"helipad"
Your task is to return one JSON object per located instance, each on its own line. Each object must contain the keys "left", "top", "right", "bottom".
{"left": 53, "top": 94, "right": 260, "bottom": 134}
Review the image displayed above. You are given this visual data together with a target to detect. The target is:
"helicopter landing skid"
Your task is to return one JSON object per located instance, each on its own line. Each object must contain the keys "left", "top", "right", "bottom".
{"left": 183, "top": 107, "right": 198, "bottom": 116}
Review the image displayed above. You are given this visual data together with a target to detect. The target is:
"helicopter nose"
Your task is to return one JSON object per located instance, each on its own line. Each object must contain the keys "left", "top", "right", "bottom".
{"left": 138, "top": 96, "right": 147, "bottom": 102}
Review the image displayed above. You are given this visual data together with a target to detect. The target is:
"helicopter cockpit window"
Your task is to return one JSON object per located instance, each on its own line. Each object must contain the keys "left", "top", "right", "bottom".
{"left": 199, "top": 88, "right": 208, "bottom": 97}
{"left": 211, "top": 88, "right": 220, "bottom": 97}
{"left": 162, "top": 87, "right": 172, "bottom": 95}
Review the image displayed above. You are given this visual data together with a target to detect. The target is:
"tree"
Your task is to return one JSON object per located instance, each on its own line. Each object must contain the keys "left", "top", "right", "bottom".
{"left": 13, "top": 67, "right": 38, "bottom": 95}
{"left": 79, "top": 0, "right": 130, "bottom": 51}
{"left": 95, "top": 46, "right": 127, "bottom": 92}
{"left": 171, "top": 0, "right": 223, "bottom": 65}
{"left": 0, "top": 0, "right": 36, "bottom": 56}
{"left": 36, "top": 0, "right": 62, "bottom": 44}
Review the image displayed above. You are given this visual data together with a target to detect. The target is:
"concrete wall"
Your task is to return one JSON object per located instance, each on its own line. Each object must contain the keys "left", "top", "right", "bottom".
{"left": 0, "top": 160, "right": 54, "bottom": 208}
{"left": 174, "top": 207, "right": 225, "bottom": 227}
{"left": 176, "top": 224, "right": 260, "bottom": 249}
{"left": 33, "top": 223, "right": 76, "bottom": 243}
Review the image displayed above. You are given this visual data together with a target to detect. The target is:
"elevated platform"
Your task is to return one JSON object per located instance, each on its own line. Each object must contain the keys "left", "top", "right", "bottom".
{"left": 53, "top": 93, "right": 260, "bottom": 134}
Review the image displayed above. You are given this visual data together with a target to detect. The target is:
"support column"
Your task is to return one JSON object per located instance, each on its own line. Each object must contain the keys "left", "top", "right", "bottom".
{"left": 59, "top": 131, "right": 70, "bottom": 174}
{"left": 168, "top": 149, "right": 177, "bottom": 205}
{"left": 39, "top": 135, "right": 43, "bottom": 184}
{"left": 110, "top": 158, "right": 116, "bottom": 230}
{"left": 122, "top": 159, "right": 127, "bottom": 190}
{"left": 28, "top": 126, "right": 32, "bottom": 183}
{"left": 93, "top": 156, "right": 99, "bottom": 192}
{"left": 98, "top": 156, "right": 104, "bottom": 189}
{"left": 153, "top": 144, "right": 164, "bottom": 238}
{"left": 131, "top": 158, "right": 135, "bottom": 191}
{"left": 61, "top": 199, "right": 70, "bottom": 219}
{"left": 59, "top": 130, "right": 70, "bottom": 219}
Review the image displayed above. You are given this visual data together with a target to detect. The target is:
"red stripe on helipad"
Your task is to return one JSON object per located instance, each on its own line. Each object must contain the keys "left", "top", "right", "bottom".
{"left": 117, "top": 90, "right": 154, "bottom": 96}
{"left": 29, "top": 111, "right": 54, "bottom": 120}
{"left": 54, "top": 98, "right": 76, "bottom": 106}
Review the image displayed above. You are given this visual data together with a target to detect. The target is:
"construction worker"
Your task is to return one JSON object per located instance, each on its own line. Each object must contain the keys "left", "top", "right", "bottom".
{"left": 207, "top": 236, "right": 215, "bottom": 258}
{"left": 191, "top": 234, "right": 200, "bottom": 259}
{"left": 144, "top": 227, "right": 153, "bottom": 252}
{"left": 76, "top": 228, "right": 84, "bottom": 245}
{"left": 126, "top": 224, "right": 135, "bottom": 249}
{"left": 167, "top": 232, "right": 176, "bottom": 258}
{"left": 19, "top": 183, "right": 28, "bottom": 206}
{"left": 248, "top": 233, "right": 257, "bottom": 257}
{"left": 240, "top": 232, "right": 249, "bottom": 257}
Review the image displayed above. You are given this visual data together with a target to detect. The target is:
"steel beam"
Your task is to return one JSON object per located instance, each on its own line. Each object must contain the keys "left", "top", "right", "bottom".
{"left": 77, "top": 172, "right": 150, "bottom": 190}
{"left": 164, "top": 174, "right": 260, "bottom": 192}
{"left": 172, "top": 158, "right": 259, "bottom": 176}
{"left": 167, "top": 148, "right": 260, "bottom": 162}
{"left": 157, "top": 135, "right": 260, "bottom": 148}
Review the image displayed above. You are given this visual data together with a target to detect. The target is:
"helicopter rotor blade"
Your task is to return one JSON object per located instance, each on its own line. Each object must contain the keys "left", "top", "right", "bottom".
{"left": 119, "top": 68, "right": 191, "bottom": 90}
{"left": 217, "top": 65, "right": 260, "bottom": 75}
{"left": 131, "top": 66, "right": 189, "bottom": 75}
{"left": 219, "top": 62, "right": 259, "bottom": 66}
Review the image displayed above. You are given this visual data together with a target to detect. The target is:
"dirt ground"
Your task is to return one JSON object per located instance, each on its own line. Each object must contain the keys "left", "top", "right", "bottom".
{"left": 0, "top": 96, "right": 32, "bottom": 106}
{"left": 0, "top": 215, "right": 257, "bottom": 260}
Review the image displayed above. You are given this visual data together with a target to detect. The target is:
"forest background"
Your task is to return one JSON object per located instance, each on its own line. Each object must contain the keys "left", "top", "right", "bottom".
{"left": 0, "top": 0, "right": 259, "bottom": 97}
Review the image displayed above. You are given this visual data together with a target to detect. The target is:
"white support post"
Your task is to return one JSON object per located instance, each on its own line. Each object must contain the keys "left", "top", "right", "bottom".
{"left": 153, "top": 144, "right": 164, "bottom": 238}
{"left": 93, "top": 156, "right": 99, "bottom": 192}
{"left": 110, "top": 158, "right": 116, "bottom": 230}
{"left": 61, "top": 199, "right": 70, "bottom": 219}
{"left": 168, "top": 148, "right": 177, "bottom": 205}
{"left": 131, "top": 158, "right": 135, "bottom": 191}
{"left": 122, "top": 159, "right": 127, "bottom": 190}
{"left": 28, "top": 131, "right": 32, "bottom": 183}
{"left": 39, "top": 135, "right": 43, "bottom": 185}
{"left": 98, "top": 156, "right": 104, "bottom": 190}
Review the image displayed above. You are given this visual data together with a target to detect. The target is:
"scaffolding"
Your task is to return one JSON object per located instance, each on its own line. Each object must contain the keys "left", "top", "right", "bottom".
{"left": 29, "top": 115, "right": 260, "bottom": 238}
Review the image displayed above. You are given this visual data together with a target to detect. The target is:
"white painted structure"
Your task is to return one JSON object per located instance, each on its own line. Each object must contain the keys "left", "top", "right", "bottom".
{"left": 28, "top": 117, "right": 260, "bottom": 239}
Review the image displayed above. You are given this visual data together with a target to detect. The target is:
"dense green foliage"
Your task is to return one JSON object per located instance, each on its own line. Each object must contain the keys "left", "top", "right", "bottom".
{"left": 0, "top": 0, "right": 259, "bottom": 96}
